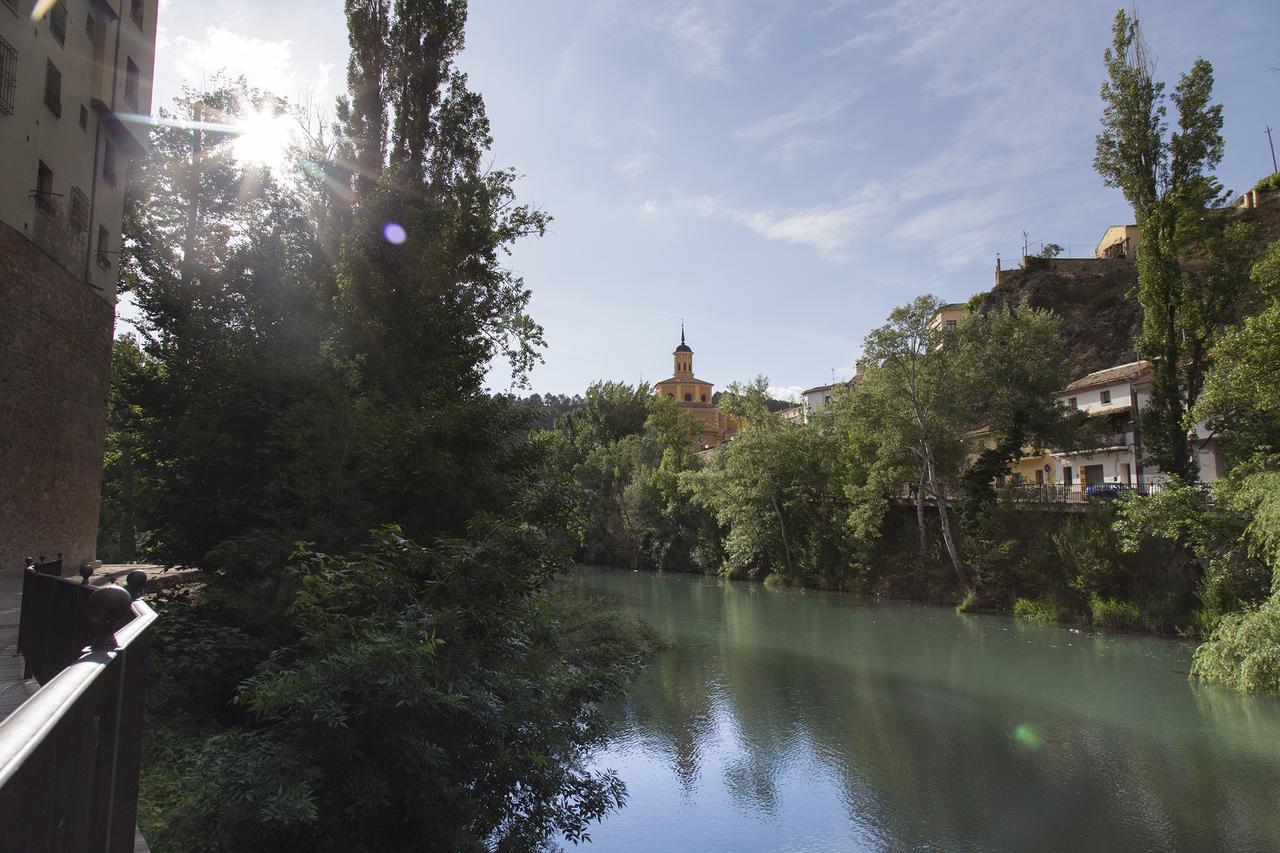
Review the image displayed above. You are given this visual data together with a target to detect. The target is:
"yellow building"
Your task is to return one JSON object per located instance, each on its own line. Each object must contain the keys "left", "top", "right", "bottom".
{"left": 654, "top": 328, "right": 736, "bottom": 450}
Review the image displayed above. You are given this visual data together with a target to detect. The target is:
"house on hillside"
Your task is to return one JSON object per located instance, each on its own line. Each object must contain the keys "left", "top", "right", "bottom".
{"left": 1051, "top": 359, "right": 1224, "bottom": 490}
{"left": 1095, "top": 225, "right": 1140, "bottom": 259}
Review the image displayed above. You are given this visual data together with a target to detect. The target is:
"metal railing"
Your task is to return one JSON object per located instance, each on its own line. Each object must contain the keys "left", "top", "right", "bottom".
{"left": 0, "top": 568, "right": 156, "bottom": 852}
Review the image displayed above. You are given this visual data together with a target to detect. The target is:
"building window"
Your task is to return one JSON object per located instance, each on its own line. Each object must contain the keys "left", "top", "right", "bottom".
{"left": 103, "top": 138, "right": 117, "bottom": 184}
{"left": 1067, "top": 397, "right": 1077, "bottom": 409}
{"left": 68, "top": 186, "right": 88, "bottom": 231}
{"left": 945, "top": 319, "right": 957, "bottom": 332}
{"left": 85, "top": 11, "right": 95, "bottom": 42}
{"left": 125, "top": 57, "right": 139, "bottom": 109}
{"left": 1100, "top": 389, "right": 1111, "bottom": 404}
{"left": 44, "top": 59, "right": 61, "bottom": 116}
{"left": 78, "top": 103, "right": 87, "bottom": 130}
{"left": 0, "top": 35, "right": 15, "bottom": 116}
{"left": 700, "top": 394, "right": 707, "bottom": 403}
{"left": 49, "top": 2, "right": 67, "bottom": 45}
{"left": 96, "top": 225, "right": 111, "bottom": 268}
{"left": 34, "top": 160, "right": 55, "bottom": 215}
{"left": 130, "top": 0, "right": 143, "bottom": 28}
{"left": 684, "top": 393, "right": 692, "bottom": 402}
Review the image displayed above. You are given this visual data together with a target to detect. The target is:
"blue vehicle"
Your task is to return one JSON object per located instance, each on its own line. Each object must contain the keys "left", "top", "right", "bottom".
{"left": 1085, "top": 483, "right": 1133, "bottom": 502}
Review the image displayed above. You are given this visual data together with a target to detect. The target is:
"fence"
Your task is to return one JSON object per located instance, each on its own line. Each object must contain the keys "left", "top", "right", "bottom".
{"left": 0, "top": 568, "right": 156, "bottom": 852}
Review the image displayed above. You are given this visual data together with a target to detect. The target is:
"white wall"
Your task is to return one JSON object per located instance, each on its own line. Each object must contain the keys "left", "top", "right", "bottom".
{"left": 0, "top": 0, "right": 156, "bottom": 301}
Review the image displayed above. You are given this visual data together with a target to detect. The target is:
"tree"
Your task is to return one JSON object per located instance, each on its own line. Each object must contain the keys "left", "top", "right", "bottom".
{"left": 860, "top": 297, "right": 971, "bottom": 590}
{"left": 1094, "top": 9, "right": 1248, "bottom": 481}
{"left": 955, "top": 305, "right": 1082, "bottom": 519}
{"left": 687, "top": 378, "right": 856, "bottom": 586}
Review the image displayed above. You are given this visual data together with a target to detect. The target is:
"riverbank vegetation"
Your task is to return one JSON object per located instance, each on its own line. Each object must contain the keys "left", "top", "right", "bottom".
{"left": 542, "top": 12, "right": 1280, "bottom": 693}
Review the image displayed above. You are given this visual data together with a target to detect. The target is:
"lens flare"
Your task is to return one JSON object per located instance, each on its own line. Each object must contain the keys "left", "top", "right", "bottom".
{"left": 1012, "top": 723, "right": 1041, "bottom": 749}
{"left": 383, "top": 222, "right": 407, "bottom": 245}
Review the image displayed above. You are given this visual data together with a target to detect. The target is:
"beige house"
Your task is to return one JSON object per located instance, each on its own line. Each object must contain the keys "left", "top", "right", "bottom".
{"left": 1095, "top": 224, "right": 1140, "bottom": 259}
{"left": 928, "top": 303, "right": 968, "bottom": 334}
{"left": 1, "top": 0, "right": 158, "bottom": 573}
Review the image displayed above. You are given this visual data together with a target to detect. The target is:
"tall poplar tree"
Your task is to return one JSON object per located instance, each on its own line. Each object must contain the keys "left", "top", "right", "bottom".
{"left": 1094, "top": 9, "right": 1232, "bottom": 480}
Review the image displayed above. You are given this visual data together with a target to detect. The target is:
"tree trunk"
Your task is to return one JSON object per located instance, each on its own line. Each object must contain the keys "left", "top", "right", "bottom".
{"left": 926, "top": 452, "right": 967, "bottom": 591}
{"left": 915, "top": 465, "right": 928, "bottom": 555}
{"left": 772, "top": 492, "right": 795, "bottom": 576}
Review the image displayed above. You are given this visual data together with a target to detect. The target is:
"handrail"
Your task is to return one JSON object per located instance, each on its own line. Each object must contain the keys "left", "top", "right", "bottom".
{"left": 0, "top": 587, "right": 158, "bottom": 852}
{"left": 0, "top": 599, "right": 156, "bottom": 788}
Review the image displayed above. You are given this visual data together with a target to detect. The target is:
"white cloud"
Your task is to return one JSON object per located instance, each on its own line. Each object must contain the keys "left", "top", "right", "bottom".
{"left": 768, "top": 385, "right": 804, "bottom": 402}
{"left": 683, "top": 184, "right": 889, "bottom": 262}
{"left": 613, "top": 152, "right": 653, "bottom": 183}
{"left": 640, "top": 201, "right": 658, "bottom": 214}
{"left": 172, "top": 27, "right": 297, "bottom": 96}
{"left": 734, "top": 98, "right": 848, "bottom": 143}
{"left": 657, "top": 0, "right": 732, "bottom": 80}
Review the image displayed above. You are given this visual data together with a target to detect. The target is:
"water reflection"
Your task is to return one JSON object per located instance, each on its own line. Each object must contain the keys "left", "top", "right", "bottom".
{"left": 571, "top": 568, "right": 1280, "bottom": 852}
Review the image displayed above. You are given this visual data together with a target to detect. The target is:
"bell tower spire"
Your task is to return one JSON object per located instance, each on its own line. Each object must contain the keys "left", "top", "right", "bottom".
{"left": 673, "top": 323, "right": 693, "bottom": 377}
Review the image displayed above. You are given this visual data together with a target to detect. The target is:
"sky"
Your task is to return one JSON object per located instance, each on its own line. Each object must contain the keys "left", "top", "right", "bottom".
{"left": 146, "top": 0, "right": 1280, "bottom": 400}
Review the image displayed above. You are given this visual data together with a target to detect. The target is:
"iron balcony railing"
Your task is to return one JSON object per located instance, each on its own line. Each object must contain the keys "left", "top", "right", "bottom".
{"left": 0, "top": 567, "right": 156, "bottom": 853}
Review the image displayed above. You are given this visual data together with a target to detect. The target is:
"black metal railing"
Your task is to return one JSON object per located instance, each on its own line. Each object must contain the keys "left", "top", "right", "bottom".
{"left": 897, "top": 481, "right": 1202, "bottom": 505}
{"left": 0, "top": 568, "right": 156, "bottom": 852}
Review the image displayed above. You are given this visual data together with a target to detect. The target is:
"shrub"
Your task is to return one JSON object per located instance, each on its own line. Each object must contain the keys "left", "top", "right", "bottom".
{"left": 1013, "top": 597, "right": 1061, "bottom": 623}
{"left": 1253, "top": 172, "right": 1280, "bottom": 193}
{"left": 955, "top": 591, "right": 977, "bottom": 614}
{"left": 1089, "top": 595, "right": 1144, "bottom": 630}
{"left": 1191, "top": 598, "right": 1280, "bottom": 694}
{"left": 763, "top": 572, "right": 790, "bottom": 589}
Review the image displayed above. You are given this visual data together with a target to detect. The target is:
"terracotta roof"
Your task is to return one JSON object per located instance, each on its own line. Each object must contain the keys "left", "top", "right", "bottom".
{"left": 656, "top": 376, "right": 712, "bottom": 386}
{"left": 1062, "top": 360, "right": 1149, "bottom": 393}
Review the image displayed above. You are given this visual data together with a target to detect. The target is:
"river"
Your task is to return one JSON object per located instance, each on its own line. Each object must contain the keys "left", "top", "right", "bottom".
{"left": 567, "top": 567, "right": 1280, "bottom": 852}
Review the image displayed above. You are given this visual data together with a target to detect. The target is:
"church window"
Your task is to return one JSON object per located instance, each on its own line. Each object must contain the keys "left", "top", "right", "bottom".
{"left": 667, "top": 393, "right": 674, "bottom": 399}
{"left": 684, "top": 393, "right": 692, "bottom": 401}
{"left": 700, "top": 394, "right": 707, "bottom": 403}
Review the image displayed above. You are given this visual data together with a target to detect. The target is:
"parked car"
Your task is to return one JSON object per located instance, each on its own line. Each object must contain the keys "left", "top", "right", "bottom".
{"left": 1085, "top": 483, "right": 1133, "bottom": 502}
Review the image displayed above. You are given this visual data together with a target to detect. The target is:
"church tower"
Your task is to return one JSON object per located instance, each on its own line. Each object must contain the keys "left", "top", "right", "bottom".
{"left": 654, "top": 326, "right": 736, "bottom": 450}
{"left": 673, "top": 325, "right": 693, "bottom": 378}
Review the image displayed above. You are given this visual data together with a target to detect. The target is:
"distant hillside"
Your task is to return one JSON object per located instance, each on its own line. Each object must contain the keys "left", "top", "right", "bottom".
{"left": 978, "top": 192, "right": 1280, "bottom": 383}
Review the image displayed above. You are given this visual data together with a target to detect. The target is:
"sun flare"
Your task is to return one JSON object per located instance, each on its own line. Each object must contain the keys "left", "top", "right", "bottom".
{"left": 231, "top": 107, "right": 295, "bottom": 172}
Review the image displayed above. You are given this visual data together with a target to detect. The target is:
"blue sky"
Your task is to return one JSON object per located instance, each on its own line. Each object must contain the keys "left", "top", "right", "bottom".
{"left": 148, "top": 0, "right": 1279, "bottom": 399}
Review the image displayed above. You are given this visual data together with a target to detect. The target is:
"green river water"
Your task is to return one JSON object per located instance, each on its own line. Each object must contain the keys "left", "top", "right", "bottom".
{"left": 568, "top": 567, "right": 1280, "bottom": 852}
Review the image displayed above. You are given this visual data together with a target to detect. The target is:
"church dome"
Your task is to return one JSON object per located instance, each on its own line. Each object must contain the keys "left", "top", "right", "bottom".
{"left": 675, "top": 326, "right": 692, "bottom": 353}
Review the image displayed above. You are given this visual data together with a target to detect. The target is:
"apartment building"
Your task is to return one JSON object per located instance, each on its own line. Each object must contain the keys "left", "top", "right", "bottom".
{"left": 0, "top": 0, "right": 157, "bottom": 573}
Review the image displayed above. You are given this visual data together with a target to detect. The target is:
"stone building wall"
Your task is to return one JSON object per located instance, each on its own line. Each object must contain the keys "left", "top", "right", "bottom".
{"left": 0, "top": 221, "right": 114, "bottom": 577}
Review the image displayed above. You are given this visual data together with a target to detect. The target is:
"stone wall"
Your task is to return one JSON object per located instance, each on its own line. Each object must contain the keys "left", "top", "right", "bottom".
{"left": 0, "top": 221, "right": 114, "bottom": 577}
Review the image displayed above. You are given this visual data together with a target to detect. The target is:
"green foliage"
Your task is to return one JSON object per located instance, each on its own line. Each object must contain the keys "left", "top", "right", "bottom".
{"left": 1089, "top": 595, "right": 1145, "bottom": 630}
{"left": 1038, "top": 243, "right": 1064, "bottom": 259}
{"left": 688, "top": 387, "right": 862, "bottom": 587}
{"left": 1253, "top": 172, "right": 1280, "bottom": 193}
{"left": 1093, "top": 9, "right": 1250, "bottom": 482}
{"left": 1191, "top": 599, "right": 1280, "bottom": 694}
{"left": 148, "top": 527, "right": 658, "bottom": 852}
{"left": 1114, "top": 485, "right": 1270, "bottom": 633}
{"left": 1012, "top": 598, "right": 1063, "bottom": 623}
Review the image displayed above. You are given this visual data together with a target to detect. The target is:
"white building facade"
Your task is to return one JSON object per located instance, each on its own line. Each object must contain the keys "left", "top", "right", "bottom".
{"left": 1051, "top": 360, "right": 1224, "bottom": 490}
{"left": 1, "top": 0, "right": 157, "bottom": 574}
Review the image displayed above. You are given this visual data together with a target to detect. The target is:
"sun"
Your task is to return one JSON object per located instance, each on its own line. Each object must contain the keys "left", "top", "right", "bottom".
{"left": 231, "top": 107, "right": 295, "bottom": 172}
